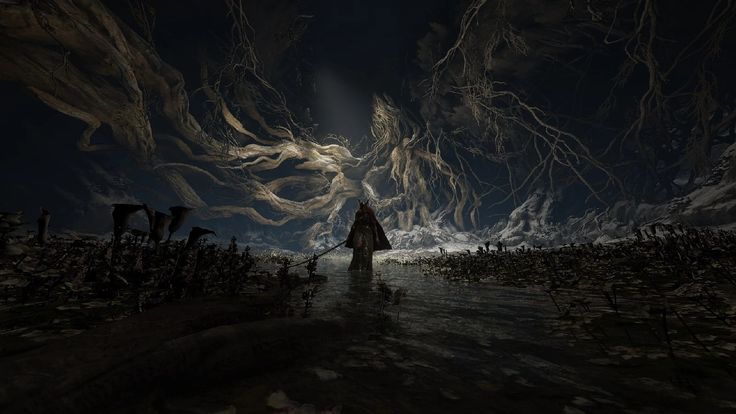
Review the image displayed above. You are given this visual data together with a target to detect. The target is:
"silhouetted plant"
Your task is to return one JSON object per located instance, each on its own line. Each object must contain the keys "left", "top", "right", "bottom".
{"left": 149, "top": 211, "right": 171, "bottom": 247}
{"left": 167, "top": 206, "right": 193, "bottom": 241}
{"left": 300, "top": 254, "right": 323, "bottom": 317}
{"left": 111, "top": 204, "right": 145, "bottom": 246}
{"left": 185, "top": 226, "right": 216, "bottom": 249}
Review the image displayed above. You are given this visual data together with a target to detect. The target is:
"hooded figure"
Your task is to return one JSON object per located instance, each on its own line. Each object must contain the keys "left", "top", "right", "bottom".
{"left": 346, "top": 202, "right": 391, "bottom": 271}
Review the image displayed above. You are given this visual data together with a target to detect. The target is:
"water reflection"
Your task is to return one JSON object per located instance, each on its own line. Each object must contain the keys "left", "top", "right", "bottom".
{"left": 168, "top": 256, "right": 736, "bottom": 412}
{"left": 342, "top": 269, "right": 374, "bottom": 318}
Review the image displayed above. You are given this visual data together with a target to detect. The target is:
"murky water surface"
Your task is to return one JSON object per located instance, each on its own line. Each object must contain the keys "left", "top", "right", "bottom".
{"left": 160, "top": 256, "right": 736, "bottom": 413}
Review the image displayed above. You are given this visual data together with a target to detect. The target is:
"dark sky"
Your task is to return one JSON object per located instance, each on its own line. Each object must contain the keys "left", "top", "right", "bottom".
{"left": 301, "top": 0, "right": 452, "bottom": 139}
{"left": 128, "top": 0, "right": 455, "bottom": 140}
{"left": 303, "top": 0, "right": 451, "bottom": 90}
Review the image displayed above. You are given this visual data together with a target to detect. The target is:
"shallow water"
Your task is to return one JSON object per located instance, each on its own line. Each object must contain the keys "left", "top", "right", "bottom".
{"left": 153, "top": 255, "right": 736, "bottom": 413}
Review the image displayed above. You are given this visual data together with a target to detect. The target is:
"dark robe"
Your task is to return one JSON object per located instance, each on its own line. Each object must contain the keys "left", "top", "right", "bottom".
{"left": 346, "top": 205, "right": 391, "bottom": 271}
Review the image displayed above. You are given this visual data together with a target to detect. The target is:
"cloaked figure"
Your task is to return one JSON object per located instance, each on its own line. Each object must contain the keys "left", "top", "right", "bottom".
{"left": 345, "top": 202, "right": 391, "bottom": 271}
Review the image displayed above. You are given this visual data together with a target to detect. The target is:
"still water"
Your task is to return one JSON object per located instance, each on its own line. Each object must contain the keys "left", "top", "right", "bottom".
{"left": 160, "top": 256, "right": 735, "bottom": 413}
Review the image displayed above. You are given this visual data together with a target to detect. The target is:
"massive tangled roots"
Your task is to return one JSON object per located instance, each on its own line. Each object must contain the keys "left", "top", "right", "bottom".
{"left": 2, "top": 0, "right": 733, "bottom": 248}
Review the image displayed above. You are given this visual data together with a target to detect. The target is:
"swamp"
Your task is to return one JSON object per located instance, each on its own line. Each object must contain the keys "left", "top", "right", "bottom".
{"left": 2, "top": 0, "right": 736, "bottom": 412}
{"left": 1, "top": 217, "right": 735, "bottom": 412}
